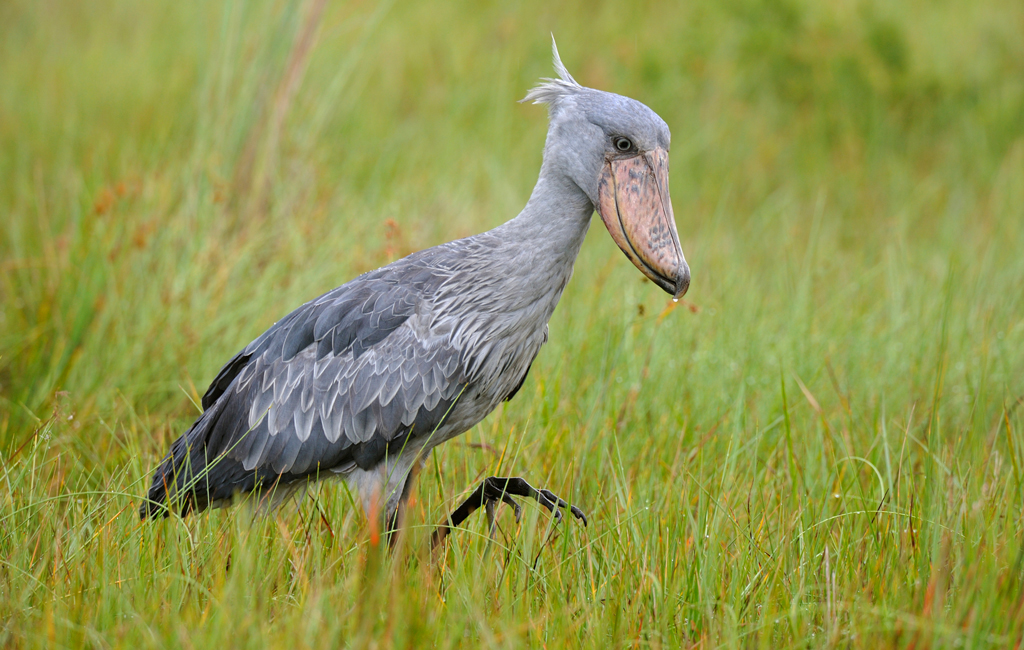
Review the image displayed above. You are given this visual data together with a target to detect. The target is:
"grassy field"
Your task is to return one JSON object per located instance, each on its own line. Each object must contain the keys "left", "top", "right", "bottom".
{"left": 2, "top": 0, "right": 1023, "bottom": 646}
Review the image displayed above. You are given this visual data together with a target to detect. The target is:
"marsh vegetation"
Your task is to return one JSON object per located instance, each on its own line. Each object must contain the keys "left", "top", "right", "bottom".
{"left": 1, "top": 0, "right": 1023, "bottom": 646}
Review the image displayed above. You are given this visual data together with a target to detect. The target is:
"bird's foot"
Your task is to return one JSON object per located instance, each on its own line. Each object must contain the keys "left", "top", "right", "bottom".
{"left": 431, "top": 476, "right": 586, "bottom": 550}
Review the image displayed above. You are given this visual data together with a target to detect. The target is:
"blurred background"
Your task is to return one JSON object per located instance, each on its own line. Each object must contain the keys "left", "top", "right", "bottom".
{"left": 2, "top": 0, "right": 1022, "bottom": 442}
{"left": 1, "top": 0, "right": 1022, "bottom": 646}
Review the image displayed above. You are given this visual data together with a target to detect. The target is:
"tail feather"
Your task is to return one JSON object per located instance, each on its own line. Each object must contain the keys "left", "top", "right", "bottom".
{"left": 139, "top": 394, "right": 292, "bottom": 519}
{"left": 139, "top": 398, "right": 228, "bottom": 519}
{"left": 140, "top": 389, "right": 326, "bottom": 520}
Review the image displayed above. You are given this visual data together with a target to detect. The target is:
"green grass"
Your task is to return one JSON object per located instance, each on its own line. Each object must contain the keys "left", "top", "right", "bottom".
{"left": 2, "top": 0, "right": 1023, "bottom": 646}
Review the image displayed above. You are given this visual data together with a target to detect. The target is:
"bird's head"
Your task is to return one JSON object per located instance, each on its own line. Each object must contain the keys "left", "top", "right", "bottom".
{"left": 524, "top": 40, "right": 690, "bottom": 299}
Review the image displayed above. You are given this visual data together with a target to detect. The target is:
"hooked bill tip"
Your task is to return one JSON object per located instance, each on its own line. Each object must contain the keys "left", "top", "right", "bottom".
{"left": 672, "top": 262, "right": 691, "bottom": 299}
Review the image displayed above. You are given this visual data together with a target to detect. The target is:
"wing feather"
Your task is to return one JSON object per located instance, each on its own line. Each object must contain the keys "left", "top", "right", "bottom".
{"left": 143, "top": 257, "right": 473, "bottom": 514}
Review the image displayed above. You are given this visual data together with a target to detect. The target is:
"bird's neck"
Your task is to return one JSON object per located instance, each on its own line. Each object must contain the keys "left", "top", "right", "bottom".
{"left": 503, "top": 171, "right": 594, "bottom": 265}
{"left": 482, "top": 170, "right": 595, "bottom": 315}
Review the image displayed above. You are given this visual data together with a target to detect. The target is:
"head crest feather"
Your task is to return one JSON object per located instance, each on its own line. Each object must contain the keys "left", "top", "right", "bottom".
{"left": 521, "top": 36, "right": 583, "bottom": 110}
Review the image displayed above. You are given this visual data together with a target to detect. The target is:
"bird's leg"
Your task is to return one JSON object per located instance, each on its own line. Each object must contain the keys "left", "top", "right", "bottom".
{"left": 431, "top": 479, "right": 521, "bottom": 547}
{"left": 383, "top": 452, "right": 429, "bottom": 551}
{"left": 484, "top": 499, "right": 498, "bottom": 541}
{"left": 431, "top": 476, "right": 587, "bottom": 549}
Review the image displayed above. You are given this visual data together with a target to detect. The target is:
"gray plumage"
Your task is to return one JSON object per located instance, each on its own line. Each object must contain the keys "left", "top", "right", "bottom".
{"left": 141, "top": 41, "right": 687, "bottom": 529}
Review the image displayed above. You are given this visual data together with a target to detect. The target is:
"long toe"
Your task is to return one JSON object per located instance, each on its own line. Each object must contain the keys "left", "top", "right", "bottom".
{"left": 534, "top": 488, "right": 586, "bottom": 526}
{"left": 531, "top": 490, "right": 563, "bottom": 520}
{"left": 569, "top": 504, "right": 587, "bottom": 526}
{"left": 435, "top": 476, "right": 586, "bottom": 548}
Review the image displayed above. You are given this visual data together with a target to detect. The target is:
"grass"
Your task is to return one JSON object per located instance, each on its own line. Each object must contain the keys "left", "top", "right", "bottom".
{"left": 1, "top": 0, "right": 1023, "bottom": 646}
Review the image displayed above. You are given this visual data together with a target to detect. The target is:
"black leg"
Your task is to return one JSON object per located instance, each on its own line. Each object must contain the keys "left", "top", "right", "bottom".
{"left": 432, "top": 476, "right": 587, "bottom": 549}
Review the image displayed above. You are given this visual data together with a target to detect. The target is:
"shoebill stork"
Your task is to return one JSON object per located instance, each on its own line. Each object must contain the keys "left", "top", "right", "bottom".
{"left": 140, "top": 43, "right": 690, "bottom": 548}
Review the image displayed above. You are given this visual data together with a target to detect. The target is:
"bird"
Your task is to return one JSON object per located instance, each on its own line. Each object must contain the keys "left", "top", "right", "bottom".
{"left": 140, "top": 41, "right": 689, "bottom": 549}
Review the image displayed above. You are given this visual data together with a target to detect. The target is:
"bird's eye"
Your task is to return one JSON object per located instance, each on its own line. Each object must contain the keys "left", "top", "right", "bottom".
{"left": 613, "top": 137, "right": 634, "bottom": 152}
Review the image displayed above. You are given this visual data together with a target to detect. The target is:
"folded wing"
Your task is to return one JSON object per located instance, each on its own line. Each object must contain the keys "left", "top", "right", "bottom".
{"left": 141, "top": 261, "right": 467, "bottom": 517}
